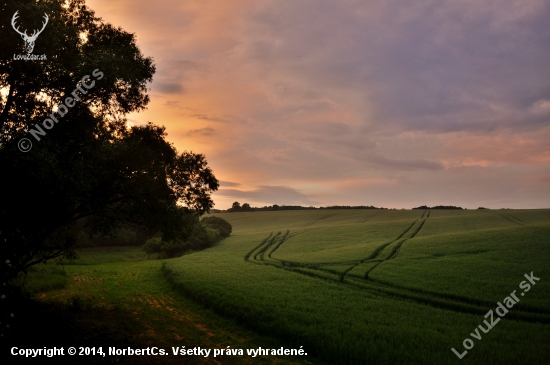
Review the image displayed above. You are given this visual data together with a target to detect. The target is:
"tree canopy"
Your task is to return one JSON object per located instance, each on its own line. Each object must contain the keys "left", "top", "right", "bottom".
{"left": 0, "top": 0, "right": 218, "bottom": 282}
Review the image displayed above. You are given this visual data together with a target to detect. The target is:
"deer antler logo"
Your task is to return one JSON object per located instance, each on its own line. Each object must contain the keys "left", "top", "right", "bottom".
{"left": 11, "top": 11, "right": 49, "bottom": 54}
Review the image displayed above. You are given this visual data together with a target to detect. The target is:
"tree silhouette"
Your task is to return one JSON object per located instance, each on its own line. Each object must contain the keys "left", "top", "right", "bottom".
{"left": 0, "top": 0, "right": 218, "bottom": 282}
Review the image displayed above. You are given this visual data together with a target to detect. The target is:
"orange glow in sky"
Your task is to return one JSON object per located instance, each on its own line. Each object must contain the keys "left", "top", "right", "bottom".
{"left": 87, "top": 0, "right": 550, "bottom": 209}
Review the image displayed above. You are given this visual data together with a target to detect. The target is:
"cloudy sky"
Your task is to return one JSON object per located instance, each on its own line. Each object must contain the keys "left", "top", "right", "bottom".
{"left": 87, "top": 0, "right": 550, "bottom": 209}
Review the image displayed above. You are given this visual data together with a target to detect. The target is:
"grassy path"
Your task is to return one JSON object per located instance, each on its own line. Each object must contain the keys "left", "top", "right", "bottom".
{"left": 9, "top": 249, "right": 315, "bottom": 365}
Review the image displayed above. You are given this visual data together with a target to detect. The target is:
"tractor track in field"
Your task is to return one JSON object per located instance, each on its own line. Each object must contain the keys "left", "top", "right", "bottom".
{"left": 299, "top": 214, "right": 337, "bottom": 228}
{"left": 341, "top": 276, "right": 550, "bottom": 323}
{"left": 268, "top": 231, "right": 290, "bottom": 259}
{"left": 357, "top": 213, "right": 378, "bottom": 223}
{"left": 361, "top": 219, "right": 426, "bottom": 279}
{"left": 496, "top": 213, "right": 524, "bottom": 225}
{"left": 243, "top": 218, "right": 550, "bottom": 323}
{"left": 244, "top": 233, "right": 273, "bottom": 261}
{"left": 340, "top": 220, "right": 420, "bottom": 282}
{"left": 254, "top": 232, "right": 281, "bottom": 261}
{"left": 246, "top": 240, "right": 550, "bottom": 323}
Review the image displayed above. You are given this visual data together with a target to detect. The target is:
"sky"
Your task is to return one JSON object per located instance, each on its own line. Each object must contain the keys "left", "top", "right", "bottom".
{"left": 86, "top": 0, "right": 550, "bottom": 209}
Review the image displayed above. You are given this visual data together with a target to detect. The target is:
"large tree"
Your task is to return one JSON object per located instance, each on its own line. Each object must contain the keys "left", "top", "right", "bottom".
{"left": 0, "top": 0, "right": 218, "bottom": 282}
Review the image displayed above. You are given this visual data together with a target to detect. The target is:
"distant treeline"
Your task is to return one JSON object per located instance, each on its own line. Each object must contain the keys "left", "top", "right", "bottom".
{"left": 412, "top": 205, "right": 463, "bottom": 210}
{"left": 320, "top": 205, "right": 386, "bottom": 210}
{"left": 225, "top": 202, "right": 388, "bottom": 212}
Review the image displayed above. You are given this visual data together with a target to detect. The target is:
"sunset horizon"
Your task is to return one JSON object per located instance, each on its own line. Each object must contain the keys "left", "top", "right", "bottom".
{"left": 84, "top": 0, "right": 550, "bottom": 210}
{"left": 2, "top": 1, "right": 549, "bottom": 364}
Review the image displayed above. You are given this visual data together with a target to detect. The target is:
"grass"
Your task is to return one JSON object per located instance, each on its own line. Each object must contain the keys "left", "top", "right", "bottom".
{"left": 164, "top": 209, "right": 550, "bottom": 364}
{"left": 10, "top": 209, "right": 550, "bottom": 364}
{"left": 6, "top": 247, "right": 316, "bottom": 365}
{"left": 58, "top": 246, "right": 156, "bottom": 265}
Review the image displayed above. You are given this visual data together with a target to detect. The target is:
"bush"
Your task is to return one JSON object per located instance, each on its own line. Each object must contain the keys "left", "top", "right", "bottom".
{"left": 77, "top": 226, "right": 149, "bottom": 247}
{"left": 143, "top": 237, "right": 163, "bottom": 255}
{"left": 143, "top": 217, "right": 232, "bottom": 258}
{"left": 143, "top": 237, "right": 187, "bottom": 258}
{"left": 187, "top": 225, "right": 220, "bottom": 250}
{"left": 201, "top": 216, "right": 232, "bottom": 238}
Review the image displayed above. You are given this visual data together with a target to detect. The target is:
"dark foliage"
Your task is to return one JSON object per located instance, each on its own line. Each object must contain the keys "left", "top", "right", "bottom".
{"left": 320, "top": 205, "right": 384, "bottom": 210}
{"left": 143, "top": 218, "right": 232, "bottom": 258}
{"left": 0, "top": 0, "right": 218, "bottom": 284}
{"left": 226, "top": 202, "right": 386, "bottom": 212}
{"left": 143, "top": 224, "right": 223, "bottom": 258}
{"left": 201, "top": 216, "right": 232, "bottom": 238}
{"left": 413, "top": 205, "right": 463, "bottom": 210}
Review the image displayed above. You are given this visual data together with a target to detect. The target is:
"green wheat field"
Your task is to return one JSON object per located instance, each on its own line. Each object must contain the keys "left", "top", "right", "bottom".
{"left": 24, "top": 209, "right": 550, "bottom": 364}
